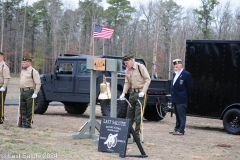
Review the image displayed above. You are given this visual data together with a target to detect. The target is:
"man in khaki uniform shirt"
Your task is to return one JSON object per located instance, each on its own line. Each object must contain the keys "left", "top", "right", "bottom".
{"left": 0, "top": 52, "right": 11, "bottom": 124}
{"left": 119, "top": 53, "right": 151, "bottom": 139}
{"left": 19, "top": 57, "right": 41, "bottom": 128}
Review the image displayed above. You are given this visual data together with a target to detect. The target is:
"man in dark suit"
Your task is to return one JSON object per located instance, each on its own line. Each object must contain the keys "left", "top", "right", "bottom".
{"left": 170, "top": 59, "right": 193, "bottom": 135}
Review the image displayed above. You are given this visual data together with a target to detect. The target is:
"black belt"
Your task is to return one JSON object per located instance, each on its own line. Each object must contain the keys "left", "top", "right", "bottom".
{"left": 20, "top": 87, "right": 34, "bottom": 91}
{"left": 132, "top": 88, "right": 142, "bottom": 92}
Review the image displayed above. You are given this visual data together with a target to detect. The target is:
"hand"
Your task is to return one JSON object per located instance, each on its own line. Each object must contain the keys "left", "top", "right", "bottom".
{"left": 0, "top": 87, "right": 5, "bottom": 92}
{"left": 31, "top": 93, "right": 37, "bottom": 98}
{"left": 119, "top": 93, "right": 125, "bottom": 100}
{"left": 138, "top": 92, "right": 144, "bottom": 97}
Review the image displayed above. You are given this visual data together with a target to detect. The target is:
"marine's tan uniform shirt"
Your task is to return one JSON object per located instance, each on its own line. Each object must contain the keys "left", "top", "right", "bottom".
{"left": 0, "top": 61, "right": 11, "bottom": 88}
{"left": 20, "top": 66, "right": 41, "bottom": 94}
{"left": 123, "top": 62, "right": 151, "bottom": 94}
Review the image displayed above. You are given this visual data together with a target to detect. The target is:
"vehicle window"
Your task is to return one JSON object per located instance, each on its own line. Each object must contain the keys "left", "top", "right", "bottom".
{"left": 78, "top": 63, "right": 90, "bottom": 76}
{"left": 59, "top": 63, "right": 73, "bottom": 74}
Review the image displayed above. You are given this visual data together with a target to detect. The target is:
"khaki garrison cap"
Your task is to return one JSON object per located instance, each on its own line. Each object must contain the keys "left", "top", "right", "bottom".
{"left": 122, "top": 53, "right": 134, "bottom": 61}
{"left": 173, "top": 59, "right": 182, "bottom": 65}
{"left": 0, "top": 52, "right": 3, "bottom": 56}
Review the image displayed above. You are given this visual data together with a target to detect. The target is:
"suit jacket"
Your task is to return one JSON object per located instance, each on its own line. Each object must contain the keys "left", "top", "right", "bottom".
{"left": 171, "top": 69, "right": 193, "bottom": 104}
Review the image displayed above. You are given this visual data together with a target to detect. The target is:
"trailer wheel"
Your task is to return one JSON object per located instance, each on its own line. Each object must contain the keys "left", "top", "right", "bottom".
{"left": 64, "top": 102, "right": 88, "bottom": 114}
{"left": 34, "top": 89, "right": 49, "bottom": 114}
{"left": 100, "top": 90, "right": 128, "bottom": 118}
{"left": 223, "top": 108, "right": 240, "bottom": 135}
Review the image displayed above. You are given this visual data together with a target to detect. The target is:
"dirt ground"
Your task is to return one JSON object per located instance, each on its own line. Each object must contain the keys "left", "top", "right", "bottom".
{"left": 5, "top": 77, "right": 20, "bottom": 99}
{"left": 0, "top": 78, "right": 240, "bottom": 160}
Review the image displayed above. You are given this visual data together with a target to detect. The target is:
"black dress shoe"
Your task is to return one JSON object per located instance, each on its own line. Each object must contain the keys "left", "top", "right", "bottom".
{"left": 173, "top": 131, "right": 184, "bottom": 135}
{"left": 169, "top": 130, "right": 177, "bottom": 134}
{"left": 22, "top": 125, "right": 31, "bottom": 128}
{"left": 0, "top": 121, "right": 3, "bottom": 124}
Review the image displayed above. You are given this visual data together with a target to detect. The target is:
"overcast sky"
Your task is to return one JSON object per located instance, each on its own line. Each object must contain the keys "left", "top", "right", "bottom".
{"left": 26, "top": 0, "right": 238, "bottom": 9}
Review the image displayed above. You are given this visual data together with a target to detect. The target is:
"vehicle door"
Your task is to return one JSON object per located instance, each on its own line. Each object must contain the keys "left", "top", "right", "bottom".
{"left": 73, "top": 61, "right": 93, "bottom": 102}
{"left": 54, "top": 61, "right": 75, "bottom": 93}
{"left": 74, "top": 60, "right": 91, "bottom": 94}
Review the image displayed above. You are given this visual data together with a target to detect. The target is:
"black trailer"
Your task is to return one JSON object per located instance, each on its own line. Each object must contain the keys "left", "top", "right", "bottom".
{"left": 185, "top": 40, "right": 240, "bottom": 134}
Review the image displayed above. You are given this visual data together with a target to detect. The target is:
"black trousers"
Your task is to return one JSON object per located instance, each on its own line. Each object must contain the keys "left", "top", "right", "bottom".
{"left": 173, "top": 103, "right": 187, "bottom": 133}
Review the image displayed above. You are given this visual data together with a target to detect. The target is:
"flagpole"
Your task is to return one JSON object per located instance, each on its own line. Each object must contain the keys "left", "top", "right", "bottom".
{"left": 93, "top": 26, "right": 94, "bottom": 56}
{"left": 102, "top": 39, "right": 104, "bottom": 55}
{"left": 92, "top": 0, "right": 95, "bottom": 56}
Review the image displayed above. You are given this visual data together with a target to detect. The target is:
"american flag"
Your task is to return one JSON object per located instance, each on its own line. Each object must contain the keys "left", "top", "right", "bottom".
{"left": 94, "top": 25, "right": 114, "bottom": 39}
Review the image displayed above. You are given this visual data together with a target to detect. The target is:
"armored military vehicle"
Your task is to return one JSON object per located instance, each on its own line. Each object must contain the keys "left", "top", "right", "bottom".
{"left": 34, "top": 54, "right": 171, "bottom": 121}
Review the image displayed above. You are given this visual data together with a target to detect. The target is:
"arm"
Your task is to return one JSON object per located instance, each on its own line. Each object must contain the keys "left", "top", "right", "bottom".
{"left": 140, "top": 64, "right": 151, "bottom": 93}
{"left": 2, "top": 64, "right": 11, "bottom": 89}
{"left": 122, "top": 73, "right": 131, "bottom": 94}
{"left": 32, "top": 69, "right": 41, "bottom": 94}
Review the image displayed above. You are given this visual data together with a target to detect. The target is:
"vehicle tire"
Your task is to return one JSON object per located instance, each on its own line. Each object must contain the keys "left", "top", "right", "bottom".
{"left": 64, "top": 102, "right": 88, "bottom": 114}
{"left": 34, "top": 89, "right": 49, "bottom": 114}
{"left": 223, "top": 108, "right": 240, "bottom": 135}
{"left": 143, "top": 104, "right": 166, "bottom": 121}
{"left": 100, "top": 90, "right": 128, "bottom": 118}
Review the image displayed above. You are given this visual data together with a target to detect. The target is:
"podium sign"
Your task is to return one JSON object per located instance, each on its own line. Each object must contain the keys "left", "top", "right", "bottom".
{"left": 98, "top": 116, "right": 129, "bottom": 155}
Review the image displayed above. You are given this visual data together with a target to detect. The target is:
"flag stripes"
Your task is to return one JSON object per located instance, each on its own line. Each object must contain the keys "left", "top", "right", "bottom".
{"left": 94, "top": 25, "right": 114, "bottom": 39}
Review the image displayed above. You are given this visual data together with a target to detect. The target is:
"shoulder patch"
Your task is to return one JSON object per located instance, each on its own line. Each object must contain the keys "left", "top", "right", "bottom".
{"left": 2, "top": 63, "right": 9, "bottom": 70}
{"left": 4, "top": 62, "right": 9, "bottom": 67}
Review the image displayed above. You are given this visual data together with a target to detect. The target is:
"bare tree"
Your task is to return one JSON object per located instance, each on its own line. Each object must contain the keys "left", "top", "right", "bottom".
{"left": 157, "top": 0, "right": 183, "bottom": 78}
{"left": 213, "top": 1, "right": 233, "bottom": 39}
{"left": 229, "top": 7, "right": 240, "bottom": 40}
{"left": 138, "top": 1, "right": 157, "bottom": 71}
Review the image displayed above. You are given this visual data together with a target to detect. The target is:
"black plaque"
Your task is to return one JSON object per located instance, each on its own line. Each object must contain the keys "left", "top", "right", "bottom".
{"left": 98, "top": 116, "right": 129, "bottom": 155}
